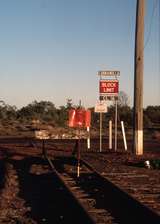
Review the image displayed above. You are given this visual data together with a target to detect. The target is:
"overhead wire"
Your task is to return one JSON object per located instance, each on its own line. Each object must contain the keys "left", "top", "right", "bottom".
{"left": 144, "top": 0, "right": 160, "bottom": 105}
{"left": 144, "top": 0, "right": 159, "bottom": 49}
{"left": 135, "top": 0, "right": 158, "bottom": 68}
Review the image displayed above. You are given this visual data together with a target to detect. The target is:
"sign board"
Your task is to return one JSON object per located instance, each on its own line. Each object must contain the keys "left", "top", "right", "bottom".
{"left": 69, "top": 109, "right": 91, "bottom": 128}
{"left": 94, "top": 102, "right": 107, "bottom": 113}
{"left": 35, "top": 130, "right": 50, "bottom": 139}
{"left": 99, "top": 80, "right": 119, "bottom": 96}
{"left": 98, "top": 71, "right": 120, "bottom": 76}
{"left": 99, "top": 95, "right": 118, "bottom": 101}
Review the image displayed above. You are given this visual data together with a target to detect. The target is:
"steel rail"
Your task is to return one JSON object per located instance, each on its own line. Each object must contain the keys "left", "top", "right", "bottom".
{"left": 81, "top": 158, "right": 160, "bottom": 223}
{"left": 45, "top": 156, "right": 95, "bottom": 224}
{"left": 32, "top": 139, "right": 160, "bottom": 223}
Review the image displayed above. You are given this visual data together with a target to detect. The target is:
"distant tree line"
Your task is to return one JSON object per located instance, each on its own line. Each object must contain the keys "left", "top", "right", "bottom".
{"left": 0, "top": 97, "right": 159, "bottom": 128}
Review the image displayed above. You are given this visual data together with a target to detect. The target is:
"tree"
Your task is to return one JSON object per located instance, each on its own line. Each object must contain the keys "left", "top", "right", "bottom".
{"left": 145, "top": 106, "right": 160, "bottom": 124}
{"left": 66, "top": 99, "right": 73, "bottom": 109}
{"left": 0, "top": 101, "right": 17, "bottom": 120}
{"left": 57, "top": 106, "right": 68, "bottom": 127}
{"left": 17, "top": 101, "right": 58, "bottom": 123}
{"left": 118, "top": 91, "right": 130, "bottom": 107}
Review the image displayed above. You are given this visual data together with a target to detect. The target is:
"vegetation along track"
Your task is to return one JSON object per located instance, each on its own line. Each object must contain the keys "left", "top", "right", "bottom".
{"left": 46, "top": 154, "right": 160, "bottom": 224}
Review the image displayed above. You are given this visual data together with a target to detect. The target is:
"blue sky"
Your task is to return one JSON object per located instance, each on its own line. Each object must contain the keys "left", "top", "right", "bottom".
{"left": 0, "top": 0, "right": 159, "bottom": 108}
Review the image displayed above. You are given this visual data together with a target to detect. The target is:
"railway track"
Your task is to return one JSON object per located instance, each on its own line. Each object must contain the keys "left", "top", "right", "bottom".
{"left": 0, "top": 154, "right": 95, "bottom": 223}
{"left": 82, "top": 152, "right": 160, "bottom": 220}
{"left": 1, "top": 138, "right": 160, "bottom": 223}
{"left": 45, "top": 154, "right": 160, "bottom": 224}
{"left": 46, "top": 155, "right": 116, "bottom": 223}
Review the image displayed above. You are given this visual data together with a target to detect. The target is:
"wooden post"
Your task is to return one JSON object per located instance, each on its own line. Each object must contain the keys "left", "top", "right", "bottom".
{"left": 133, "top": 0, "right": 145, "bottom": 155}
{"left": 100, "top": 112, "right": 102, "bottom": 152}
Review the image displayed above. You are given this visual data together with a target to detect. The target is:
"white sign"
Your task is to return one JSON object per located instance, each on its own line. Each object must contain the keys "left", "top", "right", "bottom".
{"left": 98, "top": 70, "right": 120, "bottom": 76}
{"left": 35, "top": 130, "right": 50, "bottom": 139}
{"left": 94, "top": 102, "right": 107, "bottom": 113}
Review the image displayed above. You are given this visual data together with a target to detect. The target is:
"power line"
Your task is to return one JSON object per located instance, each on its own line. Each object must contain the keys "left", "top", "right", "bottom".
{"left": 144, "top": 0, "right": 159, "bottom": 49}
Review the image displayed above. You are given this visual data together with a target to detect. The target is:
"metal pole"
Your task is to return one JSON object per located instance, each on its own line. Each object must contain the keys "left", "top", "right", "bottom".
{"left": 109, "top": 120, "right": 112, "bottom": 149}
{"left": 100, "top": 112, "right": 102, "bottom": 152}
{"left": 114, "top": 99, "right": 118, "bottom": 151}
{"left": 133, "top": 0, "right": 145, "bottom": 155}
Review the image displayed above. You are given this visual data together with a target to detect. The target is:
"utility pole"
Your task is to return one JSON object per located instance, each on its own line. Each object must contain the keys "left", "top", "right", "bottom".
{"left": 133, "top": 0, "right": 145, "bottom": 155}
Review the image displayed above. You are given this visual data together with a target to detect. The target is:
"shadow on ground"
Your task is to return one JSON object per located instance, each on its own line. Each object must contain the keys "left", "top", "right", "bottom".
{"left": 10, "top": 157, "right": 79, "bottom": 224}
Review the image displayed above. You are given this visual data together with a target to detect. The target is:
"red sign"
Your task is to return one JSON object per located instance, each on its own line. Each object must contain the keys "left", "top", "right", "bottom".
{"left": 69, "top": 109, "right": 91, "bottom": 128}
{"left": 99, "top": 80, "right": 119, "bottom": 95}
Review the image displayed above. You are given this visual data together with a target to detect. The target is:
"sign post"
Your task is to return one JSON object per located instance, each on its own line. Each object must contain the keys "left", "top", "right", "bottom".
{"left": 95, "top": 101, "right": 107, "bottom": 152}
{"left": 115, "top": 99, "right": 118, "bottom": 151}
{"left": 69, "top": 108, "right": 91, "bottom": 177}
{"left": 35, "top": 130, "right": 50, "bottom": 158}
{"left": 98, "top": 70, "right": 120, "bottom": 151}
{"left": 109, "top": 120, "right": 112, "bottom": 149}
{"left": 100, "top": 112, "right": 102, "bottom": 152}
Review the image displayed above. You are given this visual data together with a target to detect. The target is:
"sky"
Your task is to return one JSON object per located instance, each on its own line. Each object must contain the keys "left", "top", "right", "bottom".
{"left": 0, "top": 0, "right": 159, "bottom": 109}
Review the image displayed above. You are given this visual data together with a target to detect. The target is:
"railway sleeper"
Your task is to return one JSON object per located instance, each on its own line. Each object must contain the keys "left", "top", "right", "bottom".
{"left": 79, "top": 198, "right": 96, "bottom": 207}
{"left": 50, "top": 157, "right": 160, "bottom": 223}
{"left": 88, "top": 209, "right": 115, "bottom": 224}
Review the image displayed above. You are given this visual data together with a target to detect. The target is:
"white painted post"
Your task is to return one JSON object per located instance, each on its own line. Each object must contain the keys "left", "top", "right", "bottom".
{"left": 121, "top": 121, "right": 127, "bottom": 151}
{"left": 87, "top": 126, "right": 90, "bottom": 150}
{"left": 109, "top": 120, "right": 112, "bottom": 149}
